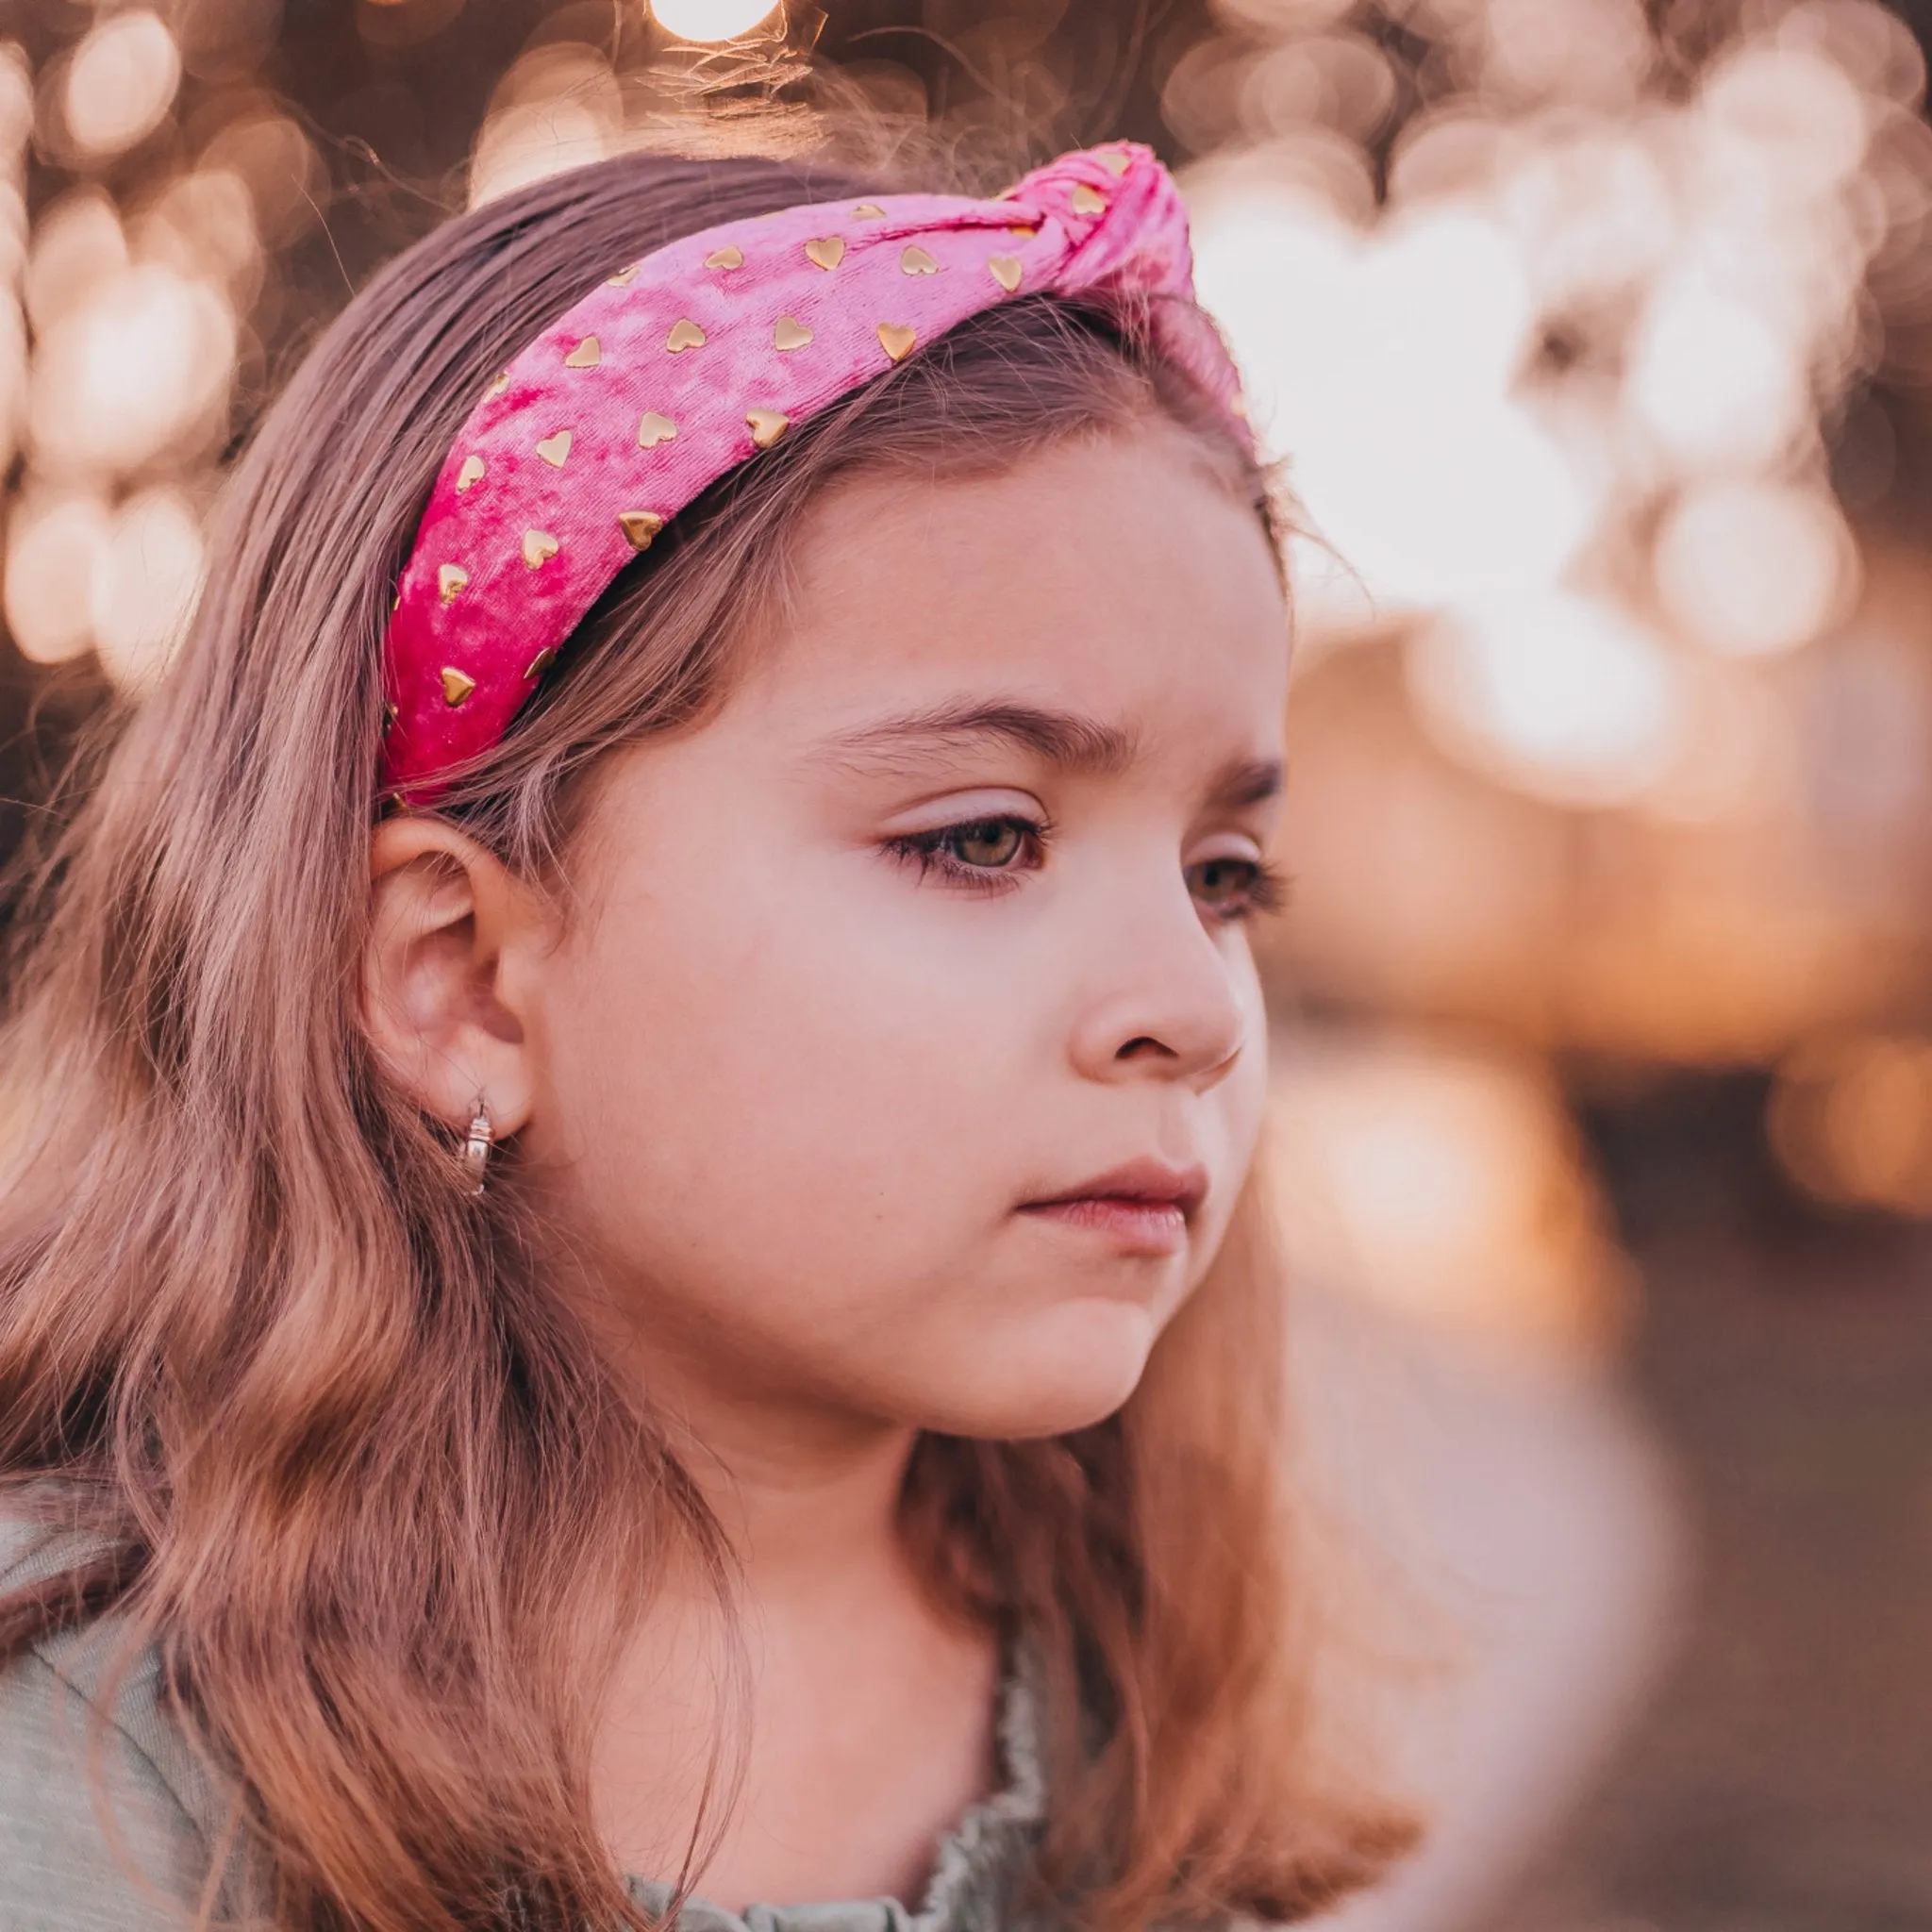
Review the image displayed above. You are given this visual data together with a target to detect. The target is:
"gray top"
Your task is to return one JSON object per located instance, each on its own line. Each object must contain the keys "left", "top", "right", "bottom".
{"left": 0, "top": 1503, "right": 1050, "bottom": 1932}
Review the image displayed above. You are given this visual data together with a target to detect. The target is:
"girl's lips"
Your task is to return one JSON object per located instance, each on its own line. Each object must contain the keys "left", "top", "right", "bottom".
{"left": 1019, "top": 1194, "right": 1190, "bottom": 1257}
{"left": 1017, "top": 1158, "right": 1208, "bottom": 1257}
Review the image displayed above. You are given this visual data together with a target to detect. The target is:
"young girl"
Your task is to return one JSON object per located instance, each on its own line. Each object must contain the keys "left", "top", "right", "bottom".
{"left": 0, "top": 139, "right": 1411, "bottom": 1930}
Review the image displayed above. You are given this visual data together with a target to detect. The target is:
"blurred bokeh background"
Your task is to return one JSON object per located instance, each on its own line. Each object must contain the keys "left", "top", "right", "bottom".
{"left": 0, "top": 0, "right": 1925, "bottom": 1925}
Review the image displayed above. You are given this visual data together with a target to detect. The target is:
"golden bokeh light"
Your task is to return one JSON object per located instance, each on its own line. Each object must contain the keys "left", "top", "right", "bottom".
{"left": 649, "top": 0, "right": 783, "bottom": 45}
{"left": 1654, "top": 480, "right": 1859, "bottom": 658}
{"left": 1770, "top": 1031, "right": 1932, "bottom": 1214}
{"left": 25, "top": 189, "right": 126, "bottom": 337}
{"left": 1700, "top": 42, "right": 1871, "bottom": 195}
{"left": 1261, "top": 613, "right": 1932, "bottom": 1070}
{"left": 1624, "top": 273, "right": 1813, "bottom": 473}
{"left": 134, "top": 169, "right": 264, "bottom": 305}
{"left": 62, "top": 11, "right": 180, "bottom": 161}
{"left": 1637, "top": 658, "right": 1798, "bottom": 826}
{"left": 27, "top": 261, "right": 236, "bottom": 477}
{"left": 91, "top": 487, "right": 204, "bottom": 693}
{"left": 198, "top": 113, "right": 325, "bottom": 247}
{"left": 2, "top": 480, "right": 204, "bottom": 688}
{"left": 1237, "top": 34, "right": 1398, "bottom": 147}
{"left": 1262, "top": 1032, "right": 1631, "bottom": 1363}
{"left": 468, "top": 46, "right": 621, "bottom": 208}
{"left": 1407, "top": 593, "right": 1681, "bottom": 808}
{"left": 1191, "top": 188, "right": 1595, "bottom": 609}
{"left": 1482, "top": 0, "right": 1652, "bottom": 106}
{"left": 3, "top": 490, "right": 110, "bottom": 665}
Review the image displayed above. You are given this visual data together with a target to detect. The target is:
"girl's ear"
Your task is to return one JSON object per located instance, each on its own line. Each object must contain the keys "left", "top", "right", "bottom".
{"left": 364, "top": 815, "right": 552, "bottom": 1138}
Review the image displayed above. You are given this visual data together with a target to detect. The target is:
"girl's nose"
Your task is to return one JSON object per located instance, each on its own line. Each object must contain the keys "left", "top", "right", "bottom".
{"left": 1065, "top": 891, "right": 1252, "bottom": 1092}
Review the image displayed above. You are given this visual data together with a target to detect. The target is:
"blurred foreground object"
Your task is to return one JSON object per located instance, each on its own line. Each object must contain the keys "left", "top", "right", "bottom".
{"left": 1261, "top": 1034, "right": 1687, "bottom": 1932}
{"left": 1265, "top": 1028, "right": 1631, "bottom": 1366}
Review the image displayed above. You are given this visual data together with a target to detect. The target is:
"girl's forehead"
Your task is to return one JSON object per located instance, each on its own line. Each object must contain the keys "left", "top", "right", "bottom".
{"left": 791, "top": 420, "right": 1261, "bottom": 570}
{"left": 752, "top": 434, "right": 1290, "bottom": 724}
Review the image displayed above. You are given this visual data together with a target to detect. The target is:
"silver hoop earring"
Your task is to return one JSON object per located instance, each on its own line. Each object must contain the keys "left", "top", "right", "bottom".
{"left": 462, "top": 1098, "right": 492, "bottom": 1196}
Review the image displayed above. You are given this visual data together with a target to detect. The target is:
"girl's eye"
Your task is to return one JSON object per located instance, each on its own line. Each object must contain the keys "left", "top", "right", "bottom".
{"left": 950, "top": 818, "right": 1026, "bottom": 868}
{"left": 1186, "top": 855, "right": 1287, "bottom": 920}
{"left": 887, "top": 819, "right": 1286, "bottom": 915}
{"left": 885, "top": 814, "right": 1046, "bottom": 891}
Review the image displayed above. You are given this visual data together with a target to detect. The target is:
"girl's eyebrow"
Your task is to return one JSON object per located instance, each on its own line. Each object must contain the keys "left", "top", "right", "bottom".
{"left": 809, "top": 700, "right": 1285, "bottom": 809}
{"left": 1208, "top": 757, "right": 1285, "bottom": 811}
{"left": 810, "top": 699, "right": 1140, "bottom": 777}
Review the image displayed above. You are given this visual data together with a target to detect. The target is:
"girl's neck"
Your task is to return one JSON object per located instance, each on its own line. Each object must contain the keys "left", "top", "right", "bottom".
{"left": 590, "top": 1351, "right": 1003, "bottom": 1909}
{"left": 638, "top": 1343, "right": 922, "bottom": 1591}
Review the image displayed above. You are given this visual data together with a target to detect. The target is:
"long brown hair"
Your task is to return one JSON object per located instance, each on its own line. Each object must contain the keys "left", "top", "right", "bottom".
{"left": 0, "top": 146, "right": 1412, "bottom": 1930}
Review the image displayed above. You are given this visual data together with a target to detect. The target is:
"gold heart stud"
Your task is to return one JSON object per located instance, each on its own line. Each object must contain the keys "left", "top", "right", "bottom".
{"left": 381, "top": 699, "right": 397, "bottom": 735}
{"left": 745, "top": 408, "right": 790, "bottom": 450}
{"left": 702, "top": 245, "right": 743, "bottom": 271}
{"left": 525, "top": 647, "right": 557, "bottom": 680}
{"left": 773, "top": 314, "right": 813, "bottom": 351}
{"left": 636, "top": 410, "right": 677, "bottom": 449}
{"left": 665, "top": 318, "right": 707, "bottom": 353}
{"left": 853, "top": 203, "right": 887, "bottom": 219}
{"left": 563, "top": 336, "right": 600, "bottom": 368}
{"left": 987, "top": 255, "right": 1023, "bottom": 292}
{"left": 1098, "top": 148, "right": 1131, "bottom": 176}
{"left": 487, "top": 370, "right": 509, "bottom": 396}
{"left": 437, "top": 563, "right": 468, "bottom": 604}
{"left": 1007, "top": 225, "right": 1037, "bottom": 240}
{"left": 455, "top": 454, "right": 485, "bottom": 492}
{"left": 876, "top": 322, "right": 916, "bottom": 362}
{"left": 1070, "top": 182, "right": 1106, "bottom": 215}
{"left": 535, "top": 429, "right": 572, "bottom": 468}
{"left": 440, "top": 666, "right": 475, "bottom": 707}
{"left": 522, "top": 528, "right": 559, "bottom": 569}
{"left": 618, "top": 509, "right": 665, "bottom": 551}
{"left": 899, "top": 244, "right": 939, "bottom": 275}
{"left": 607, "top": 262, "right": 640, "bottom": 286}
{"left": 804, "top": 236, "right": 845, "bottom": 271}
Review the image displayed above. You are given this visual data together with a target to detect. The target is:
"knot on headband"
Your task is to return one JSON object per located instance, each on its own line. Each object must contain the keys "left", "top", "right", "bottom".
{"left": 378, "top": 142, "right": 1249, "bottom": 800}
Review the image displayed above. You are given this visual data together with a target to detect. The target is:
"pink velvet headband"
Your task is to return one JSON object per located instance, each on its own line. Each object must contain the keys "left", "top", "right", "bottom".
{"left": 378, "top": 141, "right": 1249, "bottom": 800}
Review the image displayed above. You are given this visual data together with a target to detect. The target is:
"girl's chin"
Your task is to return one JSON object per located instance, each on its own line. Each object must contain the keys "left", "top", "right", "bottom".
{"left": 904, "top": 1300, "right": 1164, "bottom": 1441}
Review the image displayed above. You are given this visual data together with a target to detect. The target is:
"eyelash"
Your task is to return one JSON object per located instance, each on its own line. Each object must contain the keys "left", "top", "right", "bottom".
{"left": 882, "top": 814, "right": 1291, "bottom": 921}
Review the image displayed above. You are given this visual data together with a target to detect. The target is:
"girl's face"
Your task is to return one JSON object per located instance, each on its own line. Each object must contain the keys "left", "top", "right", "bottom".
{"left": 523, "top": 425, "right": 1290, "bottom": 1441}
